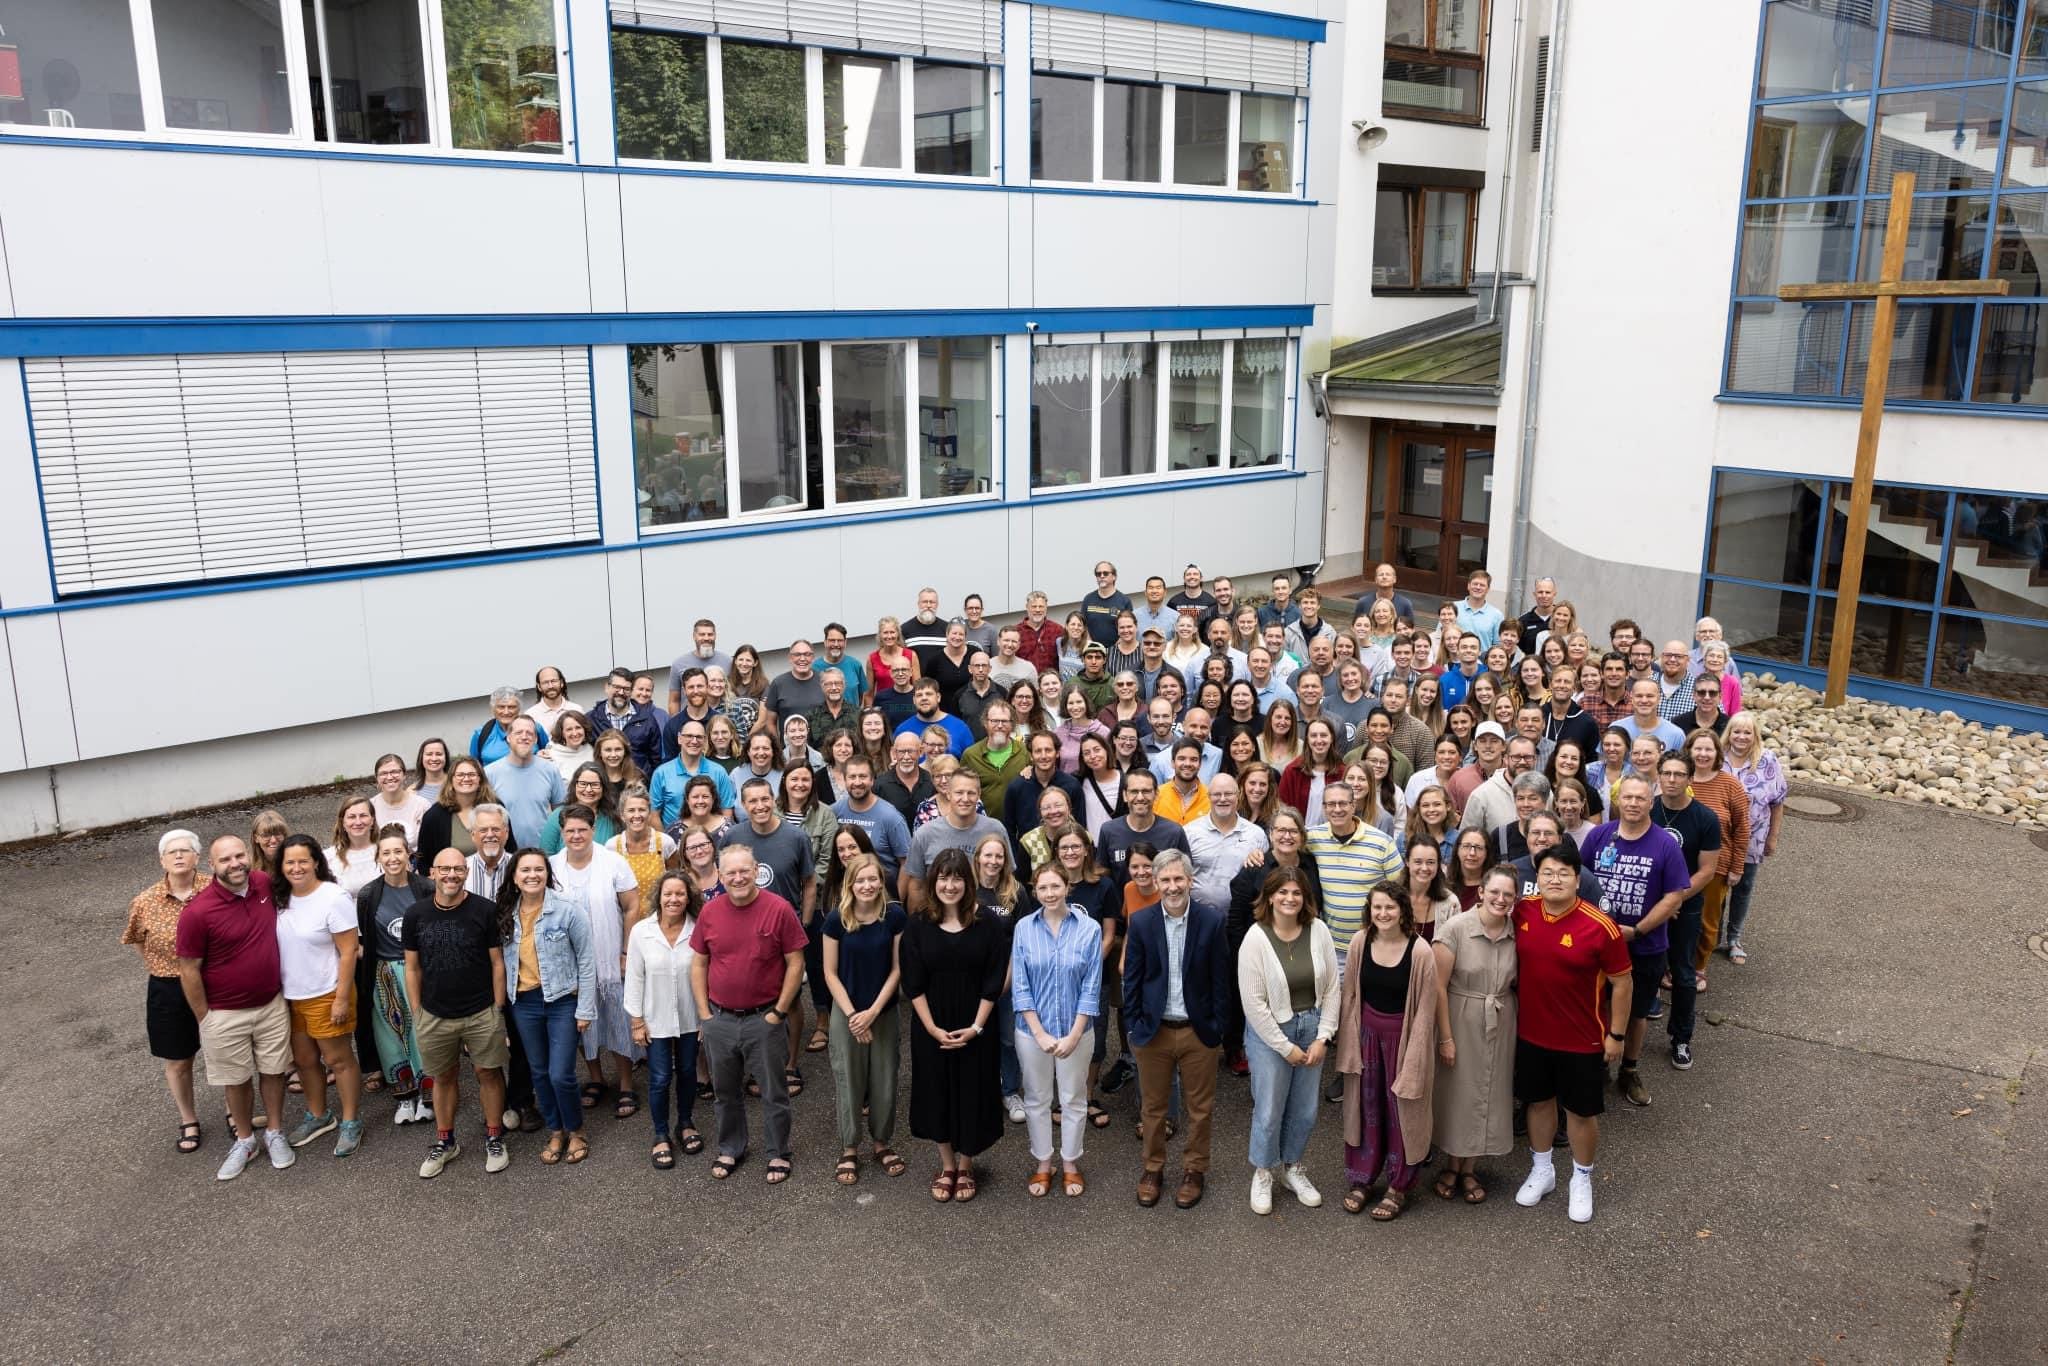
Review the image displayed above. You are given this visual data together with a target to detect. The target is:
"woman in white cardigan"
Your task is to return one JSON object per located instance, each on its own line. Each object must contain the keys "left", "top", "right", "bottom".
{"left": 1236, "top": 864, "right": 1341, "bottom": 1215}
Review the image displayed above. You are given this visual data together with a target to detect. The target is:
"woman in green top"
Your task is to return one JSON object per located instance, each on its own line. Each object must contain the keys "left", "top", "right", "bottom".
{"left": 537, "top": 765, "right": 620, "bottom": 854}
{"left": 1236, "top": 866, "right": 1340, "bottom": 1215}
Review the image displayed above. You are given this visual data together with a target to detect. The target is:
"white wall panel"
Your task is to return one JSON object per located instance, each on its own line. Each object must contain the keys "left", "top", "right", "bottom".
{"left": 605, "top": 550, "right": 649, "bottom": 670}
{"left": 0, "top": 213, "right": 15, "bottom": 315}
{"left": 317, "top": 161, "right": 592, "bottom": 315}
{"left": 2, "top": 147, "right": 330, "bottom": 317}
{"left": 1029, "top": 195, "right": 1180, "bottom": 307}
{"left": 619, "top": 176, "right": 836, "bottom": 311}
{"left": 839, "top": 506, "right": 1011, "bottom": 625}
{"left": 0, "top": 624, "right": 29, "bottom": 775}
{"left": 6, "top": 615, "right": 78, "bottom": 767}
{"left": 583, "top": 175, "right": 631, "bottom": 313}
{"left": 1028, "top": 494, "right": 1174, "bottom": 592}
{"left": 0, "top": 360, "right": 53, "bottom": 609}
{"left": 639, "top": 522, "right": 842, "bottom": 653}
{"left": 827, "top": 186, "right": 1010, "bottom": 310}
{"left": 1177, "top": 202, "right": 1308, "bottom": 305}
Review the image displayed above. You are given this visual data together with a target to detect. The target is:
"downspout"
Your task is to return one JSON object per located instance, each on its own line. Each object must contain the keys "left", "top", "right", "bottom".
{"left": 1507, "top": 0, "right": 1568, "bottom": 609}
{"left": 1485, "top": 0, "right": 1527, "bottom": 325}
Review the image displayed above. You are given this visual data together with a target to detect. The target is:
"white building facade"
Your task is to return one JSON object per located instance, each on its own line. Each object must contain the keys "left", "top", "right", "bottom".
{"left": 0, "top": 0, "right": 1343, "bottom": 840}
{"left": 1321, "top": 0, "right": 2048, "bottom": 730}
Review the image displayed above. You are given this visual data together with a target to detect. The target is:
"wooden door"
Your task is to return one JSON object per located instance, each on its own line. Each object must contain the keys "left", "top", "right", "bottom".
{"left": 1382, "top": 426, "right": 1495, "bottom": 600}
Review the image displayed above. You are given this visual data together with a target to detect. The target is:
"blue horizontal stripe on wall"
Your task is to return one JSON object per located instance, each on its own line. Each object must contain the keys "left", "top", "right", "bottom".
{"left": 0, "top": 306, "right": 1316, "bottom": 358}
{"left": 1043, "top": 0, "right": 1326, "bottom": 42}
{"left": 0, "top": 467, "right": 1306, "bottom": 620}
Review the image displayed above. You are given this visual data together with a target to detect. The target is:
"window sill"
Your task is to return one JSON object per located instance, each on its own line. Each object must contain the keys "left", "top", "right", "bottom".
{"left": 1380, "top": 108, "right": 1486, "bottom": 129}
{"left": 1371, "top": 286, "right": 1475, "bottom": 296}
{"left": 0, "top": 127, "right": 580, "bottom": 169}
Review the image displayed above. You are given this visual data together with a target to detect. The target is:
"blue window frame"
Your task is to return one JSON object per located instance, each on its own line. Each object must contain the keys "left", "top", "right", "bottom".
{"left": 1699, "top": 464, "right": 2048, "bottom": 724}
{"left": 1725, "top": 0, "right": 2048, "bottom": 413}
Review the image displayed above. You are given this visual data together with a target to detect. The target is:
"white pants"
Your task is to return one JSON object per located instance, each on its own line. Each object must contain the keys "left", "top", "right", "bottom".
{"left": 1017, "top": 1027, "right": 1093, "bottom": 1164}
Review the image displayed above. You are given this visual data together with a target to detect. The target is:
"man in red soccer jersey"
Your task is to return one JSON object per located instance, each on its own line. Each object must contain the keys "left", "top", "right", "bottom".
{"left": 1512, "top": 841, "right": 1632, "bottom": 1223}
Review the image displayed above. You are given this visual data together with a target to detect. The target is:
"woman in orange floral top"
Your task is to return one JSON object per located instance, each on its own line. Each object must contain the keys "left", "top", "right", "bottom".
{"left": 1679, "top": 728, "right": 1750, "bottom": 994}
{"left": 121, "top": 829, "right": 212, "bottom": 1154}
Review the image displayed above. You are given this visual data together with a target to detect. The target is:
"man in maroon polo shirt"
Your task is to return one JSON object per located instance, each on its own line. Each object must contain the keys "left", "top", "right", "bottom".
{"left": 175, "top": 835, "right": 296, "bottom": 1181}
{"left": 689, "top": 844, "right": 807, "bottom": 1186}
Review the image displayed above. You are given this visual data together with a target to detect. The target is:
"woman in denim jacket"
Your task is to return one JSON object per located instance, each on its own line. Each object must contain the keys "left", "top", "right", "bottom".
{"left": 496, "top": 849, "right": 596, "bottom": 1165}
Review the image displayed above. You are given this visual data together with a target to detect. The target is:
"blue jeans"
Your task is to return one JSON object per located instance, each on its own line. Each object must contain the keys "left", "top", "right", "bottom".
{"left": 510, "top": 990, "right": 583, "bottom": 1134}
{"left": 645, "top": 1033, "right": 700, "bottom": 1141}
{"left": 1722, "top": 860, "right": 1761, "bottom": 948}
{"left": 1245, "top": 1008, "right": 1322, "bottom": 1169}
{"left": 995, "top": 998, "right": 1021, "bottom": 1096}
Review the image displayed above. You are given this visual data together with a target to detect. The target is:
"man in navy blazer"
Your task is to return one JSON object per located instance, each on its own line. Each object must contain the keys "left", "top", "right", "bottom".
{"left": 1122, "top": 849, "right": 1229, "bottom": 1209}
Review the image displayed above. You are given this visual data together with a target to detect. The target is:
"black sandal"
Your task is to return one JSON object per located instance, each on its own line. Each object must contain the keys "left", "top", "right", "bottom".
{"left": 765, "top": 1157, "right": 793, "bottom": 1185}
{"left": 835, "top": 1153, "right": 860, "bottom": 1185}
{"left": 651, "top": 1140, "right": 675, "bottom": 1170}
{"left": 696, "top": 1081, "right": 715, "bottom": 1100}
{"left": 1087, "top": 1100, "right": 1110, "bottom": 1129}
{"left": 176, "top": 1120, "right": 203, "bottom": 1154}
{"left": 580, "top": 1081, "right": 606, "bottom": 1110}
{"left": 679, "top": 1130, "right": 705, "bottom": 1155}
{"left": 783, "top": 1068, "right": 804, "bottom": 1098}
{"left": 614, "top": 1091, "right": 640, "bottom": 1120}
{"left": 711, "top": 1153, "right": 741, "bottom": 1179}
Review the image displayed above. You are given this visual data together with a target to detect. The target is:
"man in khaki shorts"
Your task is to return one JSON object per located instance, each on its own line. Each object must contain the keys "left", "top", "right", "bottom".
{"left": 405, "top": 849, "right": 510, "bottom": 1178}
{"left": 175, "top": 835, "right": 297, "bottom": 1181}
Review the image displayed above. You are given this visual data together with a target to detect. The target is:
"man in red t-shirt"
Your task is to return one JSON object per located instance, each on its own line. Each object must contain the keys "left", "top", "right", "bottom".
{"left": 689, "top": 844, "right": 807, "bottom": 1185}
{"left": 1512, "top": 841, "right": 1632, "bottom": 1224}
{"left": 1014, "top": 590, "right": 1064, "bottom": 675}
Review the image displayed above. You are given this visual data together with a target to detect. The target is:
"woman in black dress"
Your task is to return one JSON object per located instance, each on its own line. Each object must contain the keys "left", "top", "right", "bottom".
{"left": 902, "top": 847, "right": 1009, "bottom": 1203}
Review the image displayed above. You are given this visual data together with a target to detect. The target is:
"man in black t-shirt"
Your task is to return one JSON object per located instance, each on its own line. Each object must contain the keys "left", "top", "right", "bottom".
{"left": 404, "top": 849, "right": 510, "bottom": 1178}
{"left": 1166, "top": 563, "right": 1220, "bottom": 630}
{"left": 1083, "top": 561, "right": 1134, "bottom": 646}
{"left": 903, "top": 588, "right": 948, "bottom": 672}
{"left": 1098, "top": 769, "right": 1191, "bottom": 888}
{"left": 1650, "top": 754, "right": 1721, "bottom": 1070}
{"left": 761, "top": 639, "right": 827, "bottom": 733}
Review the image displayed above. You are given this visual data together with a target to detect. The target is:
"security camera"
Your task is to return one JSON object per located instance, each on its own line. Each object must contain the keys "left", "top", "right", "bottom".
{"left": 1025, "top": 321, "right": 1039, "bottom": 332}
{"left": 1351, "top": 119, "right": 1388, "bottom": 151}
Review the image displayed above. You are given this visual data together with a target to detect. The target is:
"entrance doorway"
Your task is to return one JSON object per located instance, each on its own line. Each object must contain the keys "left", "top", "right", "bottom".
{"left": 1378, "top": 425, "right": 1494, "bottom": 601}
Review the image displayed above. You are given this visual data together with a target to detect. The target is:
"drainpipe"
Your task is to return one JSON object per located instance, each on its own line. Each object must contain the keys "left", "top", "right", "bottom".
{"left": 1484, "top": 0, "right": 1527, "bottom": 325}
{"left": 1507, "top": 0, "right": 1567, "bottom": 609}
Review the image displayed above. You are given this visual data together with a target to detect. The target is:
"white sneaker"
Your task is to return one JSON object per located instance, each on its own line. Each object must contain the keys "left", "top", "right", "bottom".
{"left": 1249, "top": 1167, "right": 1274, "bottom": 1215}
{"left": 392, "top": 1097, "right": 414, "bottom": 1126}
{"left": 262, "top": 1128, "right": 296, "bottom": 1170}
{"left": 484, "top": 1135, "right": 510, "bottom": 1173}
{"left": 501, "top": 1107, "right": 522, "bottom": 1133}
{"left": 1515, "top": 1160, "right": 1556, "bottom": 1207}
{"left": 215, "top": 1136, "right": 259, "bottom": 1181}
{"left": 1568, "top": 1169, "right": 1594, "bottom": 1223}
{"left": 1281, "top": 1163, "right": 1322, "bottom": 1208}
{"left": 1004, "top": 1093, "right": 1026, "bottom": 1124}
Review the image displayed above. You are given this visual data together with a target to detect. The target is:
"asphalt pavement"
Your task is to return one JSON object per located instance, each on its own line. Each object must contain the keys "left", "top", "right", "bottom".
{"left": 0, "top": 784, "right": 2039, "bottom": 1365}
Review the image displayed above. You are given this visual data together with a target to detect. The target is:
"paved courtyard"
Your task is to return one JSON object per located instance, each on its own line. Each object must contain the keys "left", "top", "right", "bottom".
{"left": 0, "top": 786, "right": 2039, "bottom": 1365}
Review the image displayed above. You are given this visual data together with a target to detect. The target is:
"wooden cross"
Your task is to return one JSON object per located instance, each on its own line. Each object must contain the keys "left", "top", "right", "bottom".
{"left": 1776, "top": 170, "right": 2009, "bottom": 706}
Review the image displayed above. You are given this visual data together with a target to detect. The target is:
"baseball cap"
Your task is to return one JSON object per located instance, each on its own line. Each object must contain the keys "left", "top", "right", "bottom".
{"left": 1474, "top": 721, "right": 1508, "bottom": 742}
{"left": 1082, "top": 641, "right": 1107, "bottom": 656}
{"left": 1141, "top": 626, "right": 1166, "bottom": 640}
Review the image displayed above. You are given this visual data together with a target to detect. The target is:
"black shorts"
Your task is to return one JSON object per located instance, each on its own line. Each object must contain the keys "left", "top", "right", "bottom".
{"left": 1626, "top": 950, "right": 1665, "bottom": 1020}
{"left": 147, "top": 974, "right": 201, "bottom": 1061}
{"left": 1513, "top": 1038, "right": 1606, "bottom": 1118}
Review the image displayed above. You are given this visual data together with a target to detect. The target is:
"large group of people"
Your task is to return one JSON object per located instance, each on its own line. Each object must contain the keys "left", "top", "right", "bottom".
{"left": 124, "top": 560, "right": 1789, "bottom": 1223}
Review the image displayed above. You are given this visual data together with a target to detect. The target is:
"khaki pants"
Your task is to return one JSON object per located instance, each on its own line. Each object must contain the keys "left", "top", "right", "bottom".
{"left": 1136, "top": 1022, "right": 1219, "bottom": 1175}
{"left": 1693, "top": 878, "right": 1729, "bottom": 974}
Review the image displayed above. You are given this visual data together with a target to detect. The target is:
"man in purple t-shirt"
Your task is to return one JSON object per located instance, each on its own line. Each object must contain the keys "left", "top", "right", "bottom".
{"left": 1577, "top": 775, "right": 1688, "bottom": 1109}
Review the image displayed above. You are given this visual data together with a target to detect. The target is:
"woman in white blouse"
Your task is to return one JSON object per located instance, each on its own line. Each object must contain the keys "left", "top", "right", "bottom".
{"left": 550, "top": 806, "right": 644, "bottom": 1119}
{"left": 626, "top": 870, "right": 703, "bottom": 1168}
{"left": 324, "top": 795, "right": 382, "bottom": 896}
{"left": 369, "top": 754, "right": 430, "bottom": 848}
{"left": 1236, "top": 864, "right": 1339, "bottom": 1215}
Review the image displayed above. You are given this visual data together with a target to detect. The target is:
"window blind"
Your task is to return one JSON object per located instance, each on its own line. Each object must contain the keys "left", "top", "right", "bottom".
{"left": 1032, "top": 7, "right": 1310, "bottom": 94}
{"left": 26, "top": 346, "right": 599, "bottom": 596}
{"left": 612, "top": 0, "right": 1002, "bottom": 62}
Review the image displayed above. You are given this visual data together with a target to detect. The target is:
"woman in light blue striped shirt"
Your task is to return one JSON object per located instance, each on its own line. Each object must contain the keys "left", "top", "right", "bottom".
{"left": 1011, "top": 863, "right": 1101, "bottom": 1198}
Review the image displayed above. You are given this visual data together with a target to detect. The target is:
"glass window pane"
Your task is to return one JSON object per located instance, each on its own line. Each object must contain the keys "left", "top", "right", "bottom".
{"left": 0, "top": 0, "right": 145, "bottom": 131}
{"left": 1701, "top": 580, "right": 1809, "bottom": 665}
{"left": 303, "top": 0, "right": 429, "bottom": 144}
{"left": 1935, "top": 613, "right": 2048, "bottom": 706}
{"left": 831, "top": 343, "right": 907, "bottom": 503}
{"left": 1823, "top": 482, "right": 1948, "bottom": 601}
{"left": 1173, "top": 86, "right": 1229, "bottom": 186}
{"left": 1738, "top": 201, "right": 1858, "bottom": 293}
{"left": 1809, "top": 596, "right": 1933, "bottom": 681}
{"left": 1727, "top": 300, "right": 1846, "bottom": 394}
{"left": 1384, "top": 0, "right": 1427, "bottom": 48}
{"left": 1395, "top": 525, "right": 1441, "bottom": 576}
{"left": 153, "top": 0, "right": 293, "bottom": 134}
{"left": 732, "top": 343, "right": 810, "bottom": 512}
{"left": 1031, "top": 73, "right": 1094, "bottom": 181}
{"left": 1974, "top": 301, "right": 2048, "bottom": 404}
{"left": 918, "top": 336, "right": 992, "bottom": 499}
{"left": 1707, "top": 471, "right": 1823, "bottom": 586}
{"left": 2004, "top": 81, "right": 2048, "bottom": 189}
{"left": 824, "top": 51, "right": 900, "bottom": 168}
{"left": 610, "top": 27, "right": 709, "bottom": 162}
{"left": 1238, "top": 93, "right": 1293, "bottom": 192}
{"left": 1843, "top": 301, "right": 1973, "bottom": 401}
{"left": 1374, "top": 188, "right": 1415, "bottom": 287}
{"left": 631, "top": 343, "right": 728, "bottom": 528}
{"left": 1747, "top": 99, "right": 1868, "bottom": 199}
{"left": 1950, "top": 493, "right": 2048, "bottom": 619}
{"left": 1458, "top": 448, "right": 1492, "bottom": 524}
{"left": 1167, "top": 341, "right": 1223, "bottom": 471}
{"left": 1991, "top": 191, "right": 2048, "bottom": 291}
{"left": 1419, "top": 189, "right": 1469, "bottom": 286}
{"left": 1230, "top": 338, "right": 1287, "bottom": 468}
{"left": 2025, "top": 1, "right": 2048, "bottom": 77}
{"left": 1870, "top": 86, "right": 2006, "bottom": 197}
{"left": 1102, "top": 80, "right": 1161, "bottom": 181}
{"left": 1031, "top": 344, "right": 1093, "bottom": 487}
{"left": 1759, "top": 0, "right": 1879, "bottom": 98}
{"left": 441, "top": 0, "right": 559, "bottom": 152}
{"left": 1435, "top": 0, "right": 1483, "bottom": 53}
{"left": 912, "top": 61, "right": 987, "bottom": 176}
{"left": 1098, "top": 342, "right": 1159, "bottom": 479}
{"left": 1857, "top": 193, "right": 1992, "bottom": 282}
{"left": 1397, "top": 440, "right": 1446, "bottom": 518}
{"left": 723, "top": 40, "right": 807, "bottom": 163}
{"left": 1882, "top": 0, "right": 2021, "bottom": 86}
{"left": 1383, "top": 55, "right": 1479, "bottom": 117}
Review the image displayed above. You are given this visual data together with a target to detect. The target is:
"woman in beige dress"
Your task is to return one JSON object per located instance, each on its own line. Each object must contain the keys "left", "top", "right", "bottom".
{"left": 1428, "top": 864, "right": 1519, "bottom": 1204}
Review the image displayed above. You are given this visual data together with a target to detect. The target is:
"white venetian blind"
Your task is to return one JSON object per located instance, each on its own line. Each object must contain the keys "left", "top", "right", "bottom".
{"left": 612, "top": 0, "right": 1002, "bottom": 61}
{"left": 26, "top": 346, "right": 599, "bottom": 596}
{"left": 1032, "top": 7, "right": 1310, "bottom": 93}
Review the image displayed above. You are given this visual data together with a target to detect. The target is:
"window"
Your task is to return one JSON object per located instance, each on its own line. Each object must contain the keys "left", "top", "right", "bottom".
{"left": 1103, "top": 80, "right": 1163, "bottom": 183}
{"left": 722, "top": 40, "right": 807, "bottom": 163}
{"left": 1031, "top": 336, "right": 1295, "bottom": 488}
{"left": 0, "top": 0, "right": 565, "bottom": 154}
{"left": 1032, "top": 70, "right": 1300, "bottom": 195}
{"left": 1237, "top": 93, "right": 1294, "bottom": 192}
{"left": 1031, "top": 72, "right": 1094, "bottom": 181}
{"left": 913, "top": 60, "right": 989, "bottom": 176}
{"left": 825, "top": 52, "right": 901, "bottom": 168}
{"left": 1373, "top": 183, "right": 1475, "bottom": 290}
{"left": 611, "top": 27, "right": 709, "bottom": 162}
{"left": 631, "top": 337, "right": 998, "bottom": 530}
{"left": 1383, "top": 0, "right": 1485, "bottom": 123}
{"left": 1173, "top": 88, "right": 1229, "bottom": 187}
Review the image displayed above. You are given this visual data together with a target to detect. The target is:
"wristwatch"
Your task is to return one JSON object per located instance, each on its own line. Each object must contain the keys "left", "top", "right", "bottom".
{"left": 971, "top": 1023, "right": 983, "bottom": 1035}
{"left": 1606, "top": 1030, "right": 1626, "bottom": 1041}
{"left": 764, "top": 1007, "right": 783, "bottom": 1024}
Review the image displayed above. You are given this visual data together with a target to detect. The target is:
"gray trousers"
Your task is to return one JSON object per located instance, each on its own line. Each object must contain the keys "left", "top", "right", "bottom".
{"left": 702, "top": 1009, "right": 792, "bottom": 1161}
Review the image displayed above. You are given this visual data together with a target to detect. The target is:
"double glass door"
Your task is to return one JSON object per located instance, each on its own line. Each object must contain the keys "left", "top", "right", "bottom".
{"left": 1385, "top": 426, "right": 1493, "bottom": 600}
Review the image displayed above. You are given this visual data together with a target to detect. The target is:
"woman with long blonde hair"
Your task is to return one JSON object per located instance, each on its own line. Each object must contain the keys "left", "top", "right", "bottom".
{"left": 822, "top": 853, "right": 908, "bottom": 1184}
